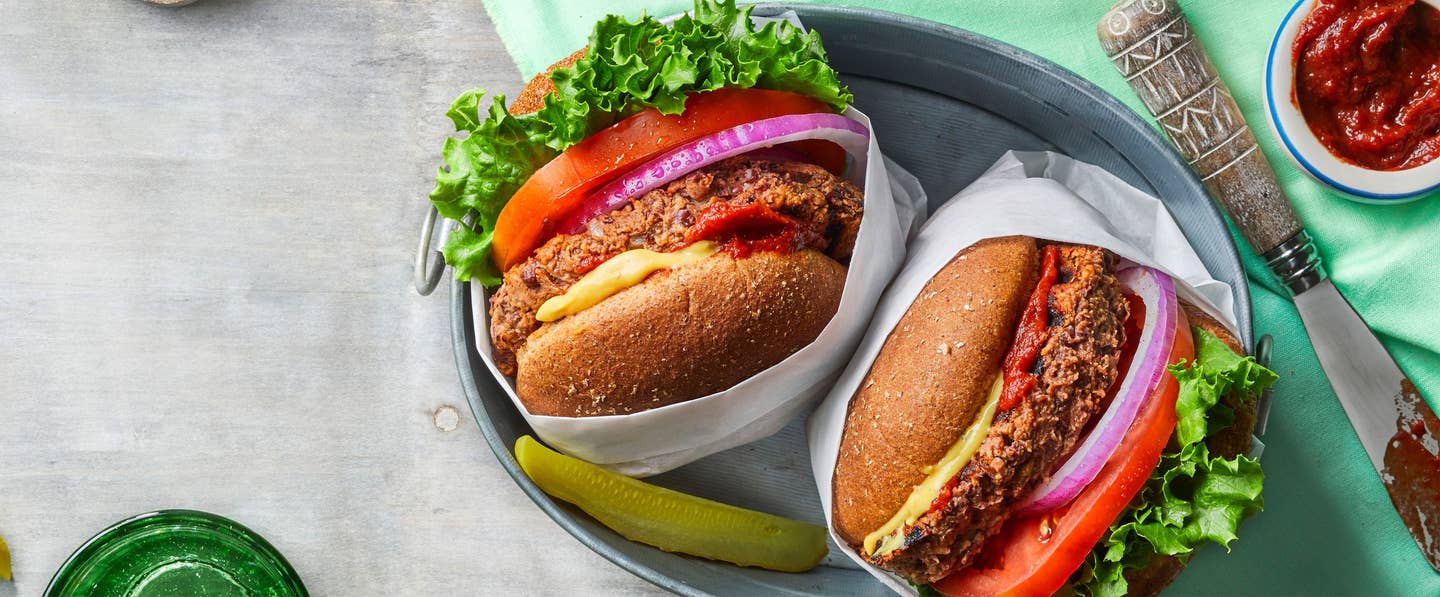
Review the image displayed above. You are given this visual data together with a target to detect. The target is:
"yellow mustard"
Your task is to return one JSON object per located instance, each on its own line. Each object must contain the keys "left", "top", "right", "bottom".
{"left": 535, "top": 241, "right": 719, "bottom": 323}
{"left": 865, "top": 375, "right": 1004, "bottom": 557}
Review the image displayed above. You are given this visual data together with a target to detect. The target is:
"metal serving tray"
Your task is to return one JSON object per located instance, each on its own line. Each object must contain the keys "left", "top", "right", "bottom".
{"left": 447, "top": 5, "right": 1252, "bottom": 595}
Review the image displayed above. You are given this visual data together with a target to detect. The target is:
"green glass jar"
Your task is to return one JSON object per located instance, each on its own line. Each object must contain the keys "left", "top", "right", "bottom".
{"left": 46, "top": 510, "right": 307, "bottom": 597}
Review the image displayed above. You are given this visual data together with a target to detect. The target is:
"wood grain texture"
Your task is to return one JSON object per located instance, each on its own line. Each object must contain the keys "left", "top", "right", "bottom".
{"left": 1098, "top": 0, "right": 1301, "bottom": 254}
{"left": 0, "top": 1, "right": 660, "bottom": 594}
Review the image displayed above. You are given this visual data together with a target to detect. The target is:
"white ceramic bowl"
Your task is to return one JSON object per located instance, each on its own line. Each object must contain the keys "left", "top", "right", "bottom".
{"left": 1265, "top": 0, "right": 1440, "bottom": 203}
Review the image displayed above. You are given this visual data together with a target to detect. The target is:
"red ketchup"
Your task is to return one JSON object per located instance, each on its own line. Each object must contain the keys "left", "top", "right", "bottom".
{"left": 997, "top": 245, "right": 1061, "bottom": 412}
{"left": 930, "top": 476, "right": 960, "bottom": 513}
{"left": 1293, "top": 0, "right": 1440, "bottom": 170}
{"left": 684, "top": 202, "right": 823, "bottom": 258}
{"left": 573, "top": 252, "right": 615, "bottom": 276}
{"left": 1383, "top": 379, "right": 1440, "bottom": 566}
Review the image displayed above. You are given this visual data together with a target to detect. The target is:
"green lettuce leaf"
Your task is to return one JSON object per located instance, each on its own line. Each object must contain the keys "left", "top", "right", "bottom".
{"left": 432, "top": 93, "right": 558, "bottom": 286}
{"left": 1073, "top": 328, "right": 1276, "bottom": 597}
{"left": 428, "top": 0, "right": 852, "bottom": 285}
{"left": 912, "top": 581, "right": 943, "bottom": 597}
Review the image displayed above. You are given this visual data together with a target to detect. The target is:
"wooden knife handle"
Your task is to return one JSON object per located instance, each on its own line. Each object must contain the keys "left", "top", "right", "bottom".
{"left": 1098, "top": 0, "right": 1302, "bottom": 254}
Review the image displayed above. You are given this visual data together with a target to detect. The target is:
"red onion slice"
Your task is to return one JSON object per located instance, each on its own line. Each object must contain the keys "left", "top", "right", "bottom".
{"left": 733, "top": 145, "right": 812, "bottom": 164}
{"left": 1012, "top": 265, "right": 1179, "bottom": 517}
{"left": 557, "top": 112, "right": 870, "bottom": 235}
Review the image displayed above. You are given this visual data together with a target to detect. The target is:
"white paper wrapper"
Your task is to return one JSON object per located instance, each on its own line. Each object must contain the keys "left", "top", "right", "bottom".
{"left": 807, "top": 151, "right": 1241, "bottom": 595}
{"left": 471, "top": 106, "right": 928, "bottom": 477}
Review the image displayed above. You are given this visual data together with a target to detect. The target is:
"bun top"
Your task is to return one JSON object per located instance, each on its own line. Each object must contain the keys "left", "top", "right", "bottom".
{"left": 831, "top": 236, "right": 1039, "bottom": 545}
{"left": 1180, "top": 303, "right": 1257, "bottom": 460}
{"left": 510, "top": 48, "right": 588, "bottom": 116}
{"left": 1183, "top": 302, "right": 1242, "bottom": 355}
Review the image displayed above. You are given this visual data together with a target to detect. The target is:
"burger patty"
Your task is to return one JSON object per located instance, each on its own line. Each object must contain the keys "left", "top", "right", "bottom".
{"left": 868, "top": 245, "right": 1128, "bottom": 583}
{"left": 489, "top": 156, "right": 864, "bottom": 376}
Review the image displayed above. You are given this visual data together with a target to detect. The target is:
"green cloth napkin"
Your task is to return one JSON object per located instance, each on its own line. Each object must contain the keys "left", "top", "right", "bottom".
{"left": 480, "top": 0, "right": 1440, "bottom": 593}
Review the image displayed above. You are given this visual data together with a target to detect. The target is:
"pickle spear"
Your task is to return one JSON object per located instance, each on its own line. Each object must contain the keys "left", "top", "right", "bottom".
{"left": 1, "top": 530, "right": 10, "bottom": 581}
{"left": 514, "top": 435, "right": 828, "bottom": 572}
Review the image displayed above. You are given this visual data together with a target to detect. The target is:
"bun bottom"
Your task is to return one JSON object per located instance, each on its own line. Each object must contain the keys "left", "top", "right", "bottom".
{"left": 515, "top": 250, "right": 845, "bottom": 417}
{"left": 1082, "top": 304, "right": 1258, "bottom": 597}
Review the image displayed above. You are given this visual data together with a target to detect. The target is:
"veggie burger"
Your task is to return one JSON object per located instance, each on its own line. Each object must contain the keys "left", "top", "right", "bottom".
{"left": 832, "top": 237, "right": 1277, "bottom": 596}
{"left": 429, "top": 1, "right": 868, "bottom": 417}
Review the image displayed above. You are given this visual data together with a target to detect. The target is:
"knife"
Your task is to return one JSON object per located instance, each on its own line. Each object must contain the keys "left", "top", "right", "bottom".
{"left": 1100, "top": 0, "right": 1440, "bottom": 572}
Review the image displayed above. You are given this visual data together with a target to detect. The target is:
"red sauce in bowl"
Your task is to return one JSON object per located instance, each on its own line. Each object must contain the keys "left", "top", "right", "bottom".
{"left": 1293, "top": 0, "right": 1440, "bottom": 170}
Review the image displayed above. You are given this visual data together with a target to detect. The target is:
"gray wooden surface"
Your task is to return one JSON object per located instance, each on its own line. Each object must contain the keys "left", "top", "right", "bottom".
{"left": 0, "top": 1, "right": 661, "bottom": 594}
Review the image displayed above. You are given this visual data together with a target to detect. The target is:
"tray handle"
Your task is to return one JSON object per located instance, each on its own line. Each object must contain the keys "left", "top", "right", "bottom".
{"left": 414, "top": 204, "right": 446, "bottom": 296}
{"left": 1253, "top": 333, "right": 1275, "bottom": 435}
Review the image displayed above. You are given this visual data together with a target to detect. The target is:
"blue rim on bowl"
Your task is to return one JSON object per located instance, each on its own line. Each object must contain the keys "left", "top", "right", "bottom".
{"left": 1265, "top": 0, "right": 1440, "bottom": 203}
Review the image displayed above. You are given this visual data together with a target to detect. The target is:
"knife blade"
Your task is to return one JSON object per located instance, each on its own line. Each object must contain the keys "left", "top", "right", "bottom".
{"left": 1296, "top": 280, "right": 1411, "bottom": 468}
{"left": 1100, "top": 0, "right": 1440, "bottom": 572}
{"left": 1296, "top": 280, "right": 1440, "bottom": 568}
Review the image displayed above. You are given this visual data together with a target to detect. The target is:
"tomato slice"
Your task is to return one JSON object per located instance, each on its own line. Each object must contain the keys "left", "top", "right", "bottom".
{"left": 491, "top": 88, "right": 844, "bottom": 272}
{"left": 933, "top": 314, "right": 1195, "bottom": 597}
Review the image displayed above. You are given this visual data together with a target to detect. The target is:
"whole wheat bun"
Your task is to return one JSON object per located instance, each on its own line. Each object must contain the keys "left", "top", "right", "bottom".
{"left": 510, "top": 48, "right": 586, "bottom": 116}
{"left": 831, "top": 236, "right": 1039, "bottom": 546}
{"left": 515, "top": 250, "right": 846, "bottom": 417}
{"left": 1182, "top": 303, "right": 1258, "bottom": 460}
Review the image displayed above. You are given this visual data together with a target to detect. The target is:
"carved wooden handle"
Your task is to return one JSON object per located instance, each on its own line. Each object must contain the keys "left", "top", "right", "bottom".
{"left": 1098, "top": 0, "right": 1301, "bottom": 254}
